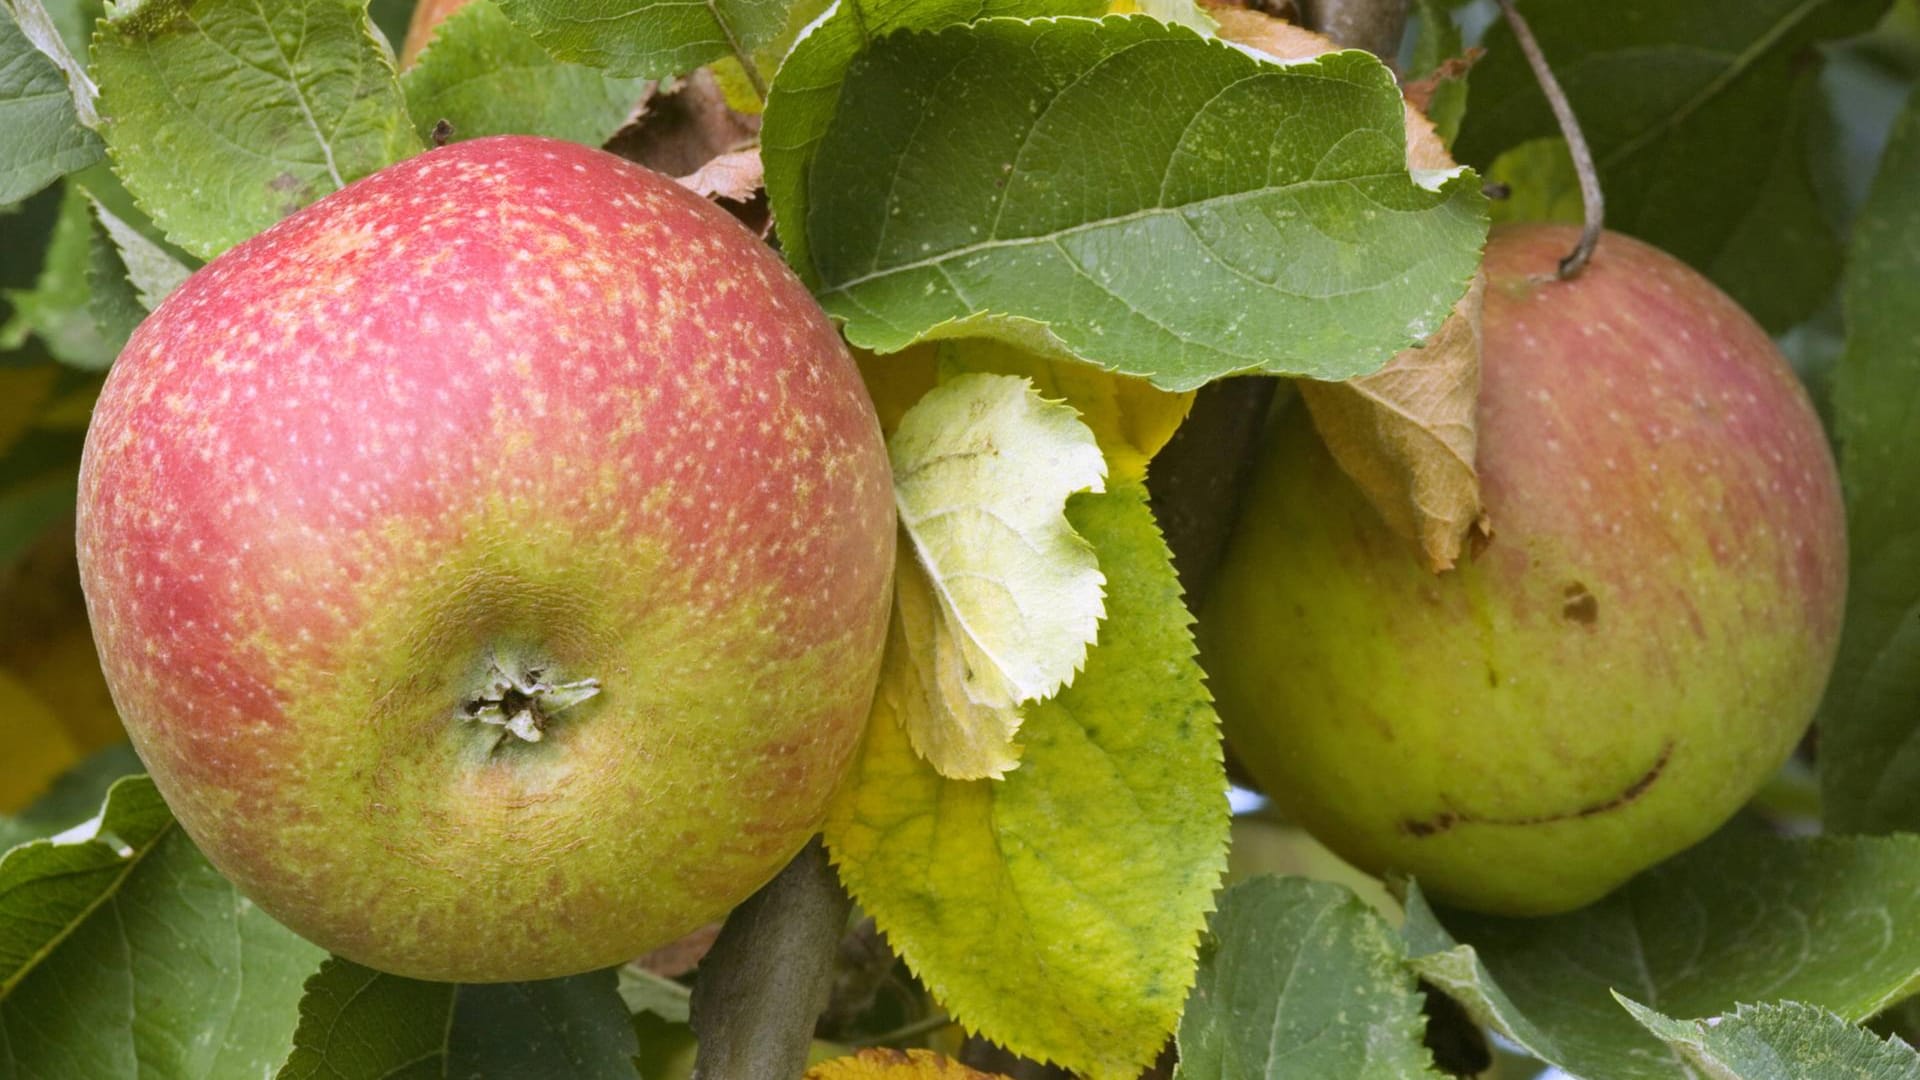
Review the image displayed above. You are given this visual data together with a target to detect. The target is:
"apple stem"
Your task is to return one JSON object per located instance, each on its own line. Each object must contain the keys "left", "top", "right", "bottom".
{"left": 1496, "top": 0, "right": 1605, "bottom": 278}
{"left": 463, "top": 656, "right": 601, "bottom": 744}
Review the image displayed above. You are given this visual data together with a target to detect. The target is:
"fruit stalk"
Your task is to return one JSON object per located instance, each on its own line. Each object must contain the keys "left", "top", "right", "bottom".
{"left": 1495, "top": 0, "right": 1606, "bottom": 277}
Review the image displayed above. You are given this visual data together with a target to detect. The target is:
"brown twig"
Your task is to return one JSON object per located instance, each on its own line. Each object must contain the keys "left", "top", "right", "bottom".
{"left": 1495, "top": 0, "right": 1605, "bottom": 277}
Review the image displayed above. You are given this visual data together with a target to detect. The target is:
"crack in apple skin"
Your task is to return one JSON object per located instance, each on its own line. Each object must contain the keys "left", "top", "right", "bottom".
{"left": 1399, "top": 739, "right": 1675, "bottom": 838}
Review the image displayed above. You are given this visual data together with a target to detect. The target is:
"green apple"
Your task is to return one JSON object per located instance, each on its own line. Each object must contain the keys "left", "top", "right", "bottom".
{"left": 76, "top": 136, "right": 896, "bottom": 981}
{"left": 1200, "top": 224, "right": 1847, "bottom": 915}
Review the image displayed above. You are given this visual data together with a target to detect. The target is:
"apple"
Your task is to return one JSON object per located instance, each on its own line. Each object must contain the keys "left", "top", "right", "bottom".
{"left": 399, "top": 0, "right": 470, "bottom": 67}
{"left": 75, "top": 135, "right": 896, "bottom": 981}
{"left": 1200, "top": 223, "right": 1846, "bottom": 915}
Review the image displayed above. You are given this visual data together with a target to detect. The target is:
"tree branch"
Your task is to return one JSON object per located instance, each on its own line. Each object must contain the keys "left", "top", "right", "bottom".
{"left": 690, "top": 839, "right": 851, "bottom": 1079}
{"left": 1297, "top": 0, "right": 1411, "bottom": 62}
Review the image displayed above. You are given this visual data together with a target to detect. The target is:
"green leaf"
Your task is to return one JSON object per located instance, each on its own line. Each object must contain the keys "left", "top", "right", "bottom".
{"left": 1454, "top": 0, "right": 1890, "bottom": 331}
{"left": 1822, "top": 86, "right": 1920, "bottom": 835}
{"left": 0, "top": 775, "right": 324, "bottom": 1075}
{"left": 494, "top": 0, "right": 792, "bottom": 81}
{"left": 1403, "top": 829, "right": 1920, "bottom": 1080}
{"left": 1483, "top": 136, "right": 1584, "bottom": 226}
{"left": 0, "top": 2, "right": 104, "bottom": 205}
{"left": 83, "top": 195, "right": 189, "bottom": 358}
{"left": 86, "top": 208, "right": 145, "bottom": 352}
{"left": 1408, "top": 0, "right": 1468, "bottom": 146}
{"left": 1619, "top": 999, "right": 1920, "bottom": 1079}
{"left": 824, "top": 481, "right": 1227, "bottom": 1079}
{"left": 887, "top": 373, "right": 1107, "bottom": 778}
{"left": 93, "top": 0, "right": 423, "bottom": 260}
{"left": 277, "top": 957, "right": 642, "bottom": 1079}
{"left": 617, "top": 965, "right": 692, "bottom": 1024}
{"left": 401, "top": 0, "right": 648, "bottom": 146}
{"left": 1173, "top": 876, "right": 1438, "bottom": 1079}
{"left": 0, "top": 178, "right": 116, "bottom": 368}
{"left": 805, "top": 15, "right": 1488, "bottom": 391}
{"left": 0, "top": 742, "right": 143, "bottom": 851}
{"left": 761, "top": 0, "right": 1105, "bottom": 286}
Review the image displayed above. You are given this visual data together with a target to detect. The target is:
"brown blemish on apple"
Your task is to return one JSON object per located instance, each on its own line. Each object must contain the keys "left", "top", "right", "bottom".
{"left": 1399, "top": 739, "right": 1675, "bottom": 837}
{"left": 1561, "top": 581, "right": 1598, "bottom": 625}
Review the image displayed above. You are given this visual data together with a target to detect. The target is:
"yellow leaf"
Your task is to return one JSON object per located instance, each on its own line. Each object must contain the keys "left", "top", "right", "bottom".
{"left": 1213, "top": 6, "right": 1488, "bottom": 570}
{"left": 934, "top": 339, "right": 1193, "bottom": 484}
{"left": 826, "top": 483, "right": 1227, "bottom": 1079}
{"left": 888, "top": 374, "right": 1107, "bottom": 778}
{"left": 0, "top": 517, "right": 127, "bottom": 752}
{"left": 886, "top": 552, "right": 1029, "bottom": 780}
{"left": 856, "top": 346, "right": 940, "bottom": 438}
{"left": 806, "top": 1048, "right": 1005, "bottom": 1079}
{"left": 0, "top": 668, "right": 82, "bottom": 812}
{"left": 0, "top": 366, "right": 60, "bottom": 458}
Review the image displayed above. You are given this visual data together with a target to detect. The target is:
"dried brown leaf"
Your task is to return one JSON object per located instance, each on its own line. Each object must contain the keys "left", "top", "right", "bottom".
{"left": 607, "top": 68, "right": 759, "bottom": 177}
{"left": 676, "top": 147, "right": 764, "bottom": 202}
{"left": 1403, "top": 46, "right": 1484, "bottom": 115}
{"left": 1299, "top": 274, "right": 1487, "bottom": 571}
{"left": 1215, "top": 8, "right": 1488, "bottom": 571}
{"left": 634, "top": 922, "right": 720, "bottom": 977}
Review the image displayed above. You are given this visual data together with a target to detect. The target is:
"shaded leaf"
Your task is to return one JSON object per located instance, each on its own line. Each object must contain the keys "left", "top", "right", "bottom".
{"left": 824, "top": 482, "right": 1227, "bottom": 1079}
{"left": 1821, "top": 86, "right": 1920, "bottom": 835}
{"left": 93, "top": 0, "right": 423, "bottom": 259}
{"left": 0, "top": 2, "right": 103, "bottom": 205}
{"left": 1455, "top": 0, "right": 1890, "bottom": 331}
{"left": 1405, "top": 0, "right": 1475, "bottom": 146}
{"left": 1174, "top": 877, "right": 1438, "bottom": 1079}
{"left": 1, "top": 179, "right": 114, "bottom": 368}
{"left": 806, "top": 15, "right": 1487, "bottom": 391}
{"left": 1404, "top": 830, "right": 1920, "bottom": 1080}
{"left": 617, "top": 964, "right": 692, "bottom": 1023}
{"left": 402, "top": 0, "right": 649, "bottom": 146}
{"left": 277, "top": 957, "right": 641, "bottom": 1079}
{"left": 87, "top": 195, "right": 190, "bottom": 311}
{"left": 1619, "top": 998, "right": 1920, "bottom": 1079}
{"left": 0, "top": 776, "right": 323, "bottom": 1076}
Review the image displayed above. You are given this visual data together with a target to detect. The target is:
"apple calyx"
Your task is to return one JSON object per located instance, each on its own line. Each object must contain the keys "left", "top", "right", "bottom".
{"left": 462, "top": 656, "right": 601, "bottom": 744}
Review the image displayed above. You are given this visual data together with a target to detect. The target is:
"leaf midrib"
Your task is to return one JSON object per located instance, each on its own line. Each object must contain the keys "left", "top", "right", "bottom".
{"left": 0, "top": 819, "right": 177, "bottom": 999}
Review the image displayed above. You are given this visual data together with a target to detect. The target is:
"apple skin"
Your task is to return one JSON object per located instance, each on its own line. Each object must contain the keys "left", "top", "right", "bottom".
{"left": 1200, "top": 224, "right": 1846, "bottom": 915}
{"left": 75, "top": 136, "right": 896, "bottom": 981}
